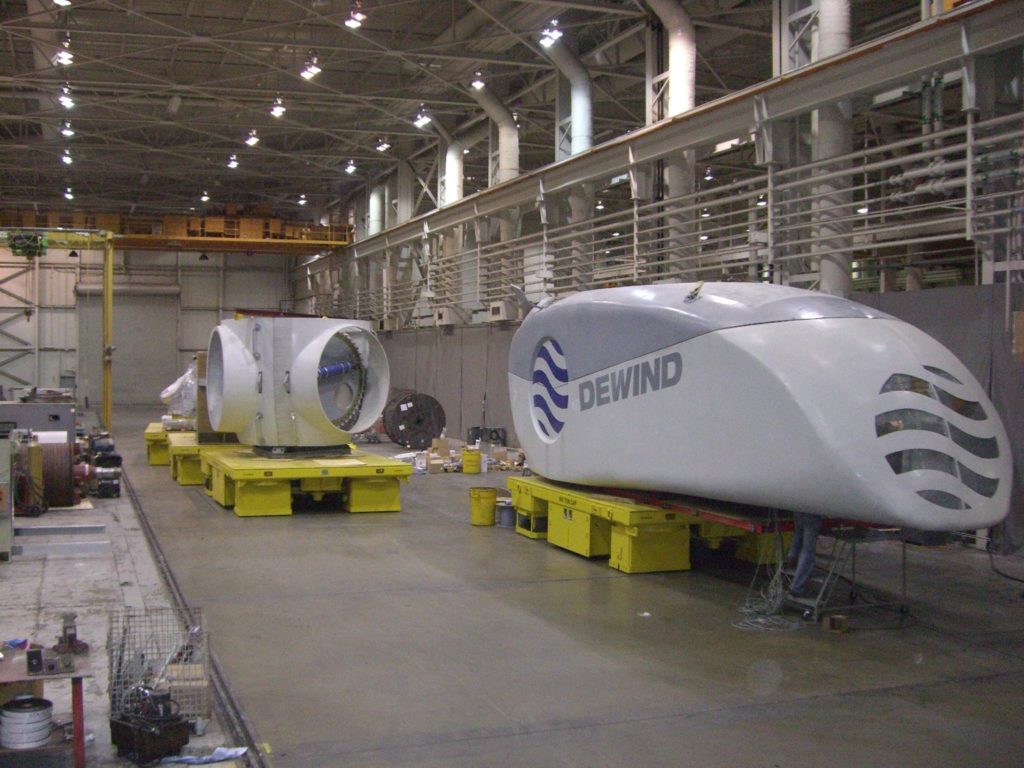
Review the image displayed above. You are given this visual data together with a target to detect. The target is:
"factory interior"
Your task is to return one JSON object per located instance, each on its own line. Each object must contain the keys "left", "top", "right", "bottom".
{"left": 1, "top": 1, "right": 1023, "bottom": 766}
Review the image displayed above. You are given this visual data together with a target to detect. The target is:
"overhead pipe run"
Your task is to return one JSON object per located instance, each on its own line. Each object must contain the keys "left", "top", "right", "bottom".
{"left": 469, "top": 85, "right": 519, "bottom": 183}
{"left": 543, "top": 42, "right": 593, "bottom": 155}
{"left": 646, "top": 0, "right": 696, "bottom": 117}
{"left": 812, "top": 0, "right": 853, "bottom": 297}
{"left": 368, "top": 185, "right": 385, "bottom": 236}
{"left": 444, "top": 125, "right": 489, "bottom": 205}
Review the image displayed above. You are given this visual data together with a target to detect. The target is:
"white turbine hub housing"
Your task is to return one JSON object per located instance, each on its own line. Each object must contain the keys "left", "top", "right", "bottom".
{"left": 207, "top": 317, "right": 390, "bottom": 448}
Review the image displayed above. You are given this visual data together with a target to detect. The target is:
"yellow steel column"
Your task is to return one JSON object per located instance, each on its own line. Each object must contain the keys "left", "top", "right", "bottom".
{"left": 102, "top": 233, "right": 114, "bottom": 430}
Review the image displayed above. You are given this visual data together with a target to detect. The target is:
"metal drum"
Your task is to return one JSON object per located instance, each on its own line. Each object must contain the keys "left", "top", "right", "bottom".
{"left": 1, "top": 696, "right": 53, "bottom": 749}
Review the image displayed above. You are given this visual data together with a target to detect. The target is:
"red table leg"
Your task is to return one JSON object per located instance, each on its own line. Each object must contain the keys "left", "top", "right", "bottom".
{"left": 71, "top": 675, "right": 85, "bottom": 768}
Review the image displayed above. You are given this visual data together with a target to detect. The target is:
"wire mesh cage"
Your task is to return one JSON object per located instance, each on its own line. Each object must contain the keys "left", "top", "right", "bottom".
{"left": 107, "top": 607, "right": 210, "bottom": 722}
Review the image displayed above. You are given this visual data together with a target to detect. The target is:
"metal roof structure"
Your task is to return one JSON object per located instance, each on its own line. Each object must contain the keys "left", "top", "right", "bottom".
{"left": 0, "top": 0, "right": 918, "bottom": 218}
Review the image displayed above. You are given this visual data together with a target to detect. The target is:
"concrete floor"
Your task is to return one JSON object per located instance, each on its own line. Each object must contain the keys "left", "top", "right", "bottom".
{"left": 6, "top": 405, "right": 1023, "bottom": 767}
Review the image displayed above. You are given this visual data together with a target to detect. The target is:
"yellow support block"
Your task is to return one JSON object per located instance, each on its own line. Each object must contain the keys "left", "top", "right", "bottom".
{"left": 735, "top": 531, "right": 791, "bottom": 565}
{"left": 610, "top": 523, "right": 692, "bottom": 574}
{"left": 345, "top": 477, "right": 402, "bottom": 513}
{"left": 547, "top": 503, "right": 611, "bottom": 558}
{"left": 235, "top": 479, "right": 293, "bottom": 517}
{"left": 144, "top": 422, "right": 170, "bottom": 466}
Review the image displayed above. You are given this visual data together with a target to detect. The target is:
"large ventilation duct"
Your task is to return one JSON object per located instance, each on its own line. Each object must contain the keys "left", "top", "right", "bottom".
{"left": 368, "top": 185, "right": 385, "bottom": 236}
{"left": 444, "top": 125, "right": 489, "bottom": 205}
{"left": 469, "top": 85, "right": 519, "bottom": 183}
{"left": 812, "top": 0, "right": 853, "bottom": 297}
{"left": 544, "top": 43, "right": 593, "bottom": 154}
{"left": 646, "top": 0, "right": 696, "bottom": 117}
{"left": 207, "top": 317, "right": 390, "bottom": 449}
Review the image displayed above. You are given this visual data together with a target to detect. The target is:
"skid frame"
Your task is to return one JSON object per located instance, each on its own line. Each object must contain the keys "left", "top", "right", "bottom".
{"left": 204, "top": 448, "right": 412, "bottom": 517}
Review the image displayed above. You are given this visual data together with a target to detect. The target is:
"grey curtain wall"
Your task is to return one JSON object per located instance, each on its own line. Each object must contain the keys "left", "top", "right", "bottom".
{"left": 854, "top": 285, "right": 1023, "bottom": 553}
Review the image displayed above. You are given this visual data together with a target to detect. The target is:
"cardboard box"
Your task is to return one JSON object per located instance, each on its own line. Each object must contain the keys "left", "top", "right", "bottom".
{"left": 431, "top": 437, "right": 449, "bottom": 456}
{"left": 427, "top": 459, "right": 445, "bottom": 474}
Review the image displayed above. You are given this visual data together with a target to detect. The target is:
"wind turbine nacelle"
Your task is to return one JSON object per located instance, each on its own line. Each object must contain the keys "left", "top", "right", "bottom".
{"left": 207, "top": 317, "right": 390, "bottom": 448}
{"left": 509, "top": 283, "right": 1012, "bottom": 532}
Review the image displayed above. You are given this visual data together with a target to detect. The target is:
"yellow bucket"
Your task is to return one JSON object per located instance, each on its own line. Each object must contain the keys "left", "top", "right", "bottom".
{"left": 469, "top": 487, "right": 497, "bottom": 526}
{"left": 462, "top": 447, "right": 481, "bottom": 474}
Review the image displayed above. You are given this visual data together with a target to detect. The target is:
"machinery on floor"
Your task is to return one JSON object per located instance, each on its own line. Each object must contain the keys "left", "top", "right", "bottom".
{"left": 509, "top": 282, "right": 1011, "bottom": 532}
{"left": 207, "top": 316, "right": 390, "bottom": 453}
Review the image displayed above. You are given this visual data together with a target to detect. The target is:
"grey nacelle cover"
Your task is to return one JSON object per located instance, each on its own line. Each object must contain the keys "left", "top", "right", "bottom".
{"left": 508, "top": 282, "right": 892, "bottom": 381}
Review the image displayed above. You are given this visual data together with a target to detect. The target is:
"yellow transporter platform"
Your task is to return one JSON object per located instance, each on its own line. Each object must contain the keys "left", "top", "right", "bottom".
{"left": 165, "top": 432, "right": 241, "bottom": 487}
{"left": 205, "top": 449, "right": 413, "bottom": 517}
{"left": 144, "top": 422, "right": 170, "bottom": 466}
{"left": 507, "top": 475, "right": 785, "bottom": 574}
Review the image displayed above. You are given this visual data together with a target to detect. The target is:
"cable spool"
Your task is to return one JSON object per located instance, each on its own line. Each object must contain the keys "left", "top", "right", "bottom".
{"left": 382, "top": 392, "right": 446, "bottom": 449}
{"left": 1, "top": 697, "right": 53, "bottom": 749}
{"left": 41, "top": 443, "right": 76, "bottom": 508}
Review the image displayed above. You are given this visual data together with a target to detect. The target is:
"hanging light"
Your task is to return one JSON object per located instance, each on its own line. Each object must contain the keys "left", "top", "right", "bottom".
{"left": 700, "top": 208, "right": 710, "bottom": 218}
{"left": 857, "top": 204, "right": 869, "bottom": 214}
{"left": 245, "top": 128, "right": 260, "bottom": 146}
{"left": 298, "top": 194, "right": 307, "bottom": 206}
{"left": 756, "top": 194, "right": 767, "bottom": 207}
{"left": 54, "top": 0, "right": 72, "bottom": 6}
{"left": 470, "top": 72, "right": 485, "bottom": 91}
{"left": 64, "top": 186, "right": 74, "bottom": 200}
{"left": 200, "top": 190, "right": 210, "bottom": 202}
{"left": 199, "top": 252, "right": 209, "bottom": 261}
{"left": 703, "top": 166, "right": 714, "bottom": 182}
{"left": 60, "top": 120, "right": 74, "bottom": 137}
{"left": 61, "top": 148, "right": 72, "bottom": 165}
{"left": 595, "top": 200, "right": 604, "bottom": 211}
{"left": 375, "top": 138, "right": 390, "bottom": 152}
{"left": 699, "top": 234, "right": 709, "bottom": 241}
{"left": 270, "top": 96, "right": 286, "bottom": 118}
{"left": 58, "top": 84, "right": 74, "bottom": 109}
{"left": 345, "top": 6, "right": 367, "bottom": 29}
{"left": 54, "top": 33, "right": 74, "bottom": 66}
{"left": 68, "top": 250, "right": 79, "bottom": 258}
{"left": 345, "top": 160, "right": 356, "bottom": 174}
{"left": 413, "top": 111, "right": 431, "bottom": 129}
{"left": 301, "top": 52, "right": 321, "bottom": 80}
{"left": 227, "top": 153, "right": 239, "bottom": 168}
{"left": 539, "top": 20, "right": 562, "bottom": 48}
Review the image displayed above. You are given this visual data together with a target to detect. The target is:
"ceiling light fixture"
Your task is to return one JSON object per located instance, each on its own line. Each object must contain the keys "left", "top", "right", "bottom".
{"left": 298, "top": 194, "right": 307, "bottom": 205}
{"left": 200, "top": 190, "right": 210, "bottom": 202}
{"left": 227, "top": 153, "right": 239, "bottom": 169}
{"left": 539, "top": 20, "right": 562, "bottom": 48}
{"left": 61, "top": 148, "right": 72, "bottom": 165}
{"left": 703, "top": 166, "right": 714, "bottom": 182}
{"left": 345, "top": 160, "right": 356, "bottom": 174}
{"left": 64, "top": 186, "right": 74, "bottom": 200}
{"left": 471, "top": 72, "right": 485, "bottom": 90}
{"left": 857, "top": 204, "right": 869, "bottom": 214}
{"left": 54, "top": 0, "right": 71, "bottom": 6}
{"left": 375, "top": 138, "right": 390, "bottom": 152}
{"left": 68, "top": 249, "right": 79, "bottom": 258}
{"left": 58, "top": 84, "right": 74, "bottom": 109}
{"left": 199, "top": 252, "right": 209, "bottom": 261}
{"left": 270, "top": 95, "right": 286, "bottom": 118}
{"left": 700, "top": 208, "right": 710, "bottom": 218}
{"left": 301, "top": 52, "right": 321, "bottom": 80}
{"left": 345, "top": 7, "right": 367, "bottom": 29}
{"left": 60, "top": 120, "right": 74, "bottom": 137}
{"left": 54, "top": 33, "right": 74, "bottom": 66}
{"left": 245, "top": 128, "right": 260, "bottom": 146}
{"left": 595, "top": 201, "right": 604, "bottom": 211}
{"left": 699, "top": 234, "right": 709, "bottom": 241}
{"left": 756, "top": 194, "right": 767, "bottom": 207}
{"left": 413, "top": 111, "right": 431, "bottom": 129}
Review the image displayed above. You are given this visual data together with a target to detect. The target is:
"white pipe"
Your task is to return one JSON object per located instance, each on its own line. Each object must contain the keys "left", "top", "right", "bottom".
{"left": 646, "top": 0, "right": 696, "bottom": 117}
{"left": 545, "top": 43, "right": 592, "bottom": 154}
{"left": 444, "top": 125, "right": 489, "bottom": 205}
{"left": 814, "top": 0, "right": 852, "bottom": 297}
{"left": 368, "top": 185, "right": 385, "bottom": 236}
{"left": 470, "top": 85, "right": 519, "bottom": 183}
{"left": 75, "top": 283, "right": 181, "bottom": 296}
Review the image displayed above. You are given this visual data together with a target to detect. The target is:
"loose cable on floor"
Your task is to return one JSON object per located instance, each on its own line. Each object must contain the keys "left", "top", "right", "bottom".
{"left": 122, "top": 469, "right": 270, "bottom": 768}
{"left": 733, "top": 517, "right": 803, "bottom": 632}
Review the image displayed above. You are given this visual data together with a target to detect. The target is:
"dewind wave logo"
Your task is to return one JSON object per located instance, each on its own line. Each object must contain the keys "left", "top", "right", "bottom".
{"left": 531, "top": 338, "right": 568, "bottom": 440}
